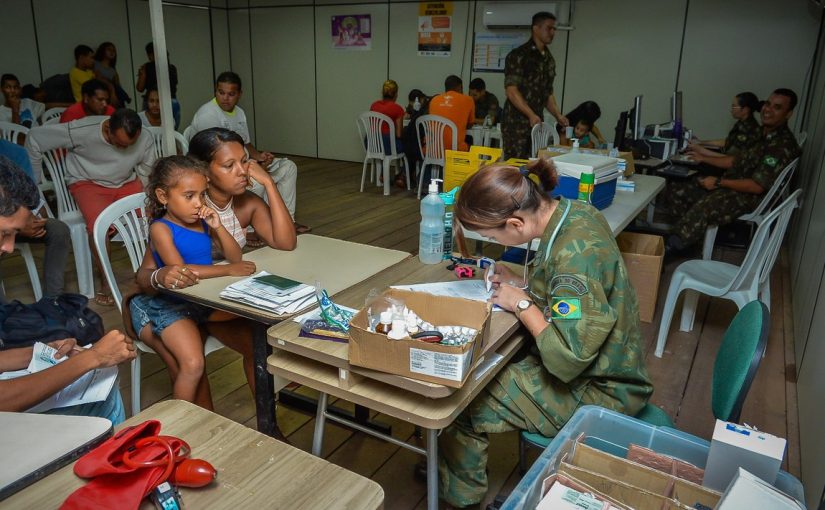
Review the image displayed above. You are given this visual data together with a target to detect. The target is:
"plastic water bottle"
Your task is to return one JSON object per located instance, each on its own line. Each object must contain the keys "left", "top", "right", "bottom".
{"left": 483, "top": 114, "right": 492, "bottom": 128}
{"left": 608, "top": 143, "right": 619, "bottom": 159}
{"left": 571, "top": 138, "right": 580, "bottom": 153}
{"left": 413, "top": 97, "right": 421, "bottom": 112}
{"left": 419, "top": 178, "right": 445, "bottom": 264}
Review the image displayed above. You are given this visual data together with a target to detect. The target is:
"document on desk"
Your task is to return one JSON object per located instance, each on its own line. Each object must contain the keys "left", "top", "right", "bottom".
{"left": 390, "top": 280, "right": 503, "bottom": 311}
{"left": 220, "top": 271, "right": 316, "bottom": 315}
{"left": 0, "top": 342, "right": 117, "bottom": 412}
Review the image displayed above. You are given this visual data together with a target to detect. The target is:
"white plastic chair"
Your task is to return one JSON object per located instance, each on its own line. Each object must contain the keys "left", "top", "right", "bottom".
{"left": 1, "top": 243, "right": 42, "bottom": 301}
{"left": 701, "top": 158, "right": 799, "bottom": 260}
{"left": 40, "top": 148, "right": 94, "bottom": 298}
{"left": 530, "top": 122, "right": 554, "bottom": 157}
{"left": 655, "top": 189, "right": 800, "bottom": 357}
{"left": 356, "top": 111, "right": 410, "bottom": 196}
{"left": 41, "top": 107, "right": 65, "bottom": 125}
{"left": 415, "top": 114, "right": 458, "bottom": 199}
{"left": 144, "top": 126, "right": 189, "bottom": 157}
{"left": 183, "top": 124, "right": 197, "bottom": 143}
{"left": 92, "top": 193, "right": 226, "bottom": 415}
{"left": 0, "top": 121, "right": 29, "bottom": 145}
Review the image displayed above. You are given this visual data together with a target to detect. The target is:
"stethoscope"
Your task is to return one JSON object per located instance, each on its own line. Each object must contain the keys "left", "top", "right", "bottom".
{"left": 520, "top": 199, "right": 572, "bottom": 302}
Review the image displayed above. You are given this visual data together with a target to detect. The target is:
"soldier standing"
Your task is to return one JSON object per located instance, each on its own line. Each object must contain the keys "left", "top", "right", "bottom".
{"left": 665, "top": 88, "right": 801, "bottom": 255}
{"left": 502, "top": 12, "right": 569, "bottom": 160}
{"left": 439, "top": 160, "right": 653, "bottom": 508}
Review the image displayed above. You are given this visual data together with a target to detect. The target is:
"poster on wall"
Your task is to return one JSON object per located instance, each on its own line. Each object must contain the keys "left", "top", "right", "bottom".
{"left": 418, "top": 2, "right": 452, "bottom": 57}
{"left": 472, "top": 32, "right": 529, "bottom": 72}
{"left": 331, "top": 14, "right": 372, "bottom": 50}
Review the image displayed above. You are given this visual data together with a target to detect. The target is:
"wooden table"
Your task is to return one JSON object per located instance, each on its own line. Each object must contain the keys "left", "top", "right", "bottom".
{"left": 3, "top": 400, "right": 384, "bottom": 509}
{"left": 461, "top": 173, "right": 666, "bottom": 250}
{"left": 267, "top": 258, "right": 526, "bottom": 510}
{"left": 167, "top": 234, "right": 409, "bottom": 437}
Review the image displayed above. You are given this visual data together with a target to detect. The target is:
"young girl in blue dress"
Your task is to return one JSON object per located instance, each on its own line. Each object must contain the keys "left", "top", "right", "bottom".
{"left": 130, "top": 156, "right": 256, "bottom": 409}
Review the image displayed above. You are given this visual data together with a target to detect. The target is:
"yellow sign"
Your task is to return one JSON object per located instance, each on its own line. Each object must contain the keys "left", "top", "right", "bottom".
{"left": 419, "top": 1, "right": 453, "bottom": 16}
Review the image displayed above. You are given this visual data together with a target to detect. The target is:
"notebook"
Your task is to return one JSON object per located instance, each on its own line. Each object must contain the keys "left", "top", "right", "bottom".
{"left": 0, "top": 412, "right": 112, "bottom": 498}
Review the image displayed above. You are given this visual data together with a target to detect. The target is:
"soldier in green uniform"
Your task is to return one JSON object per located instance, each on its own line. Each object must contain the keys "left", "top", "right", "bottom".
{"left": 440, "top": 159, "right": 653, "bottom": 508}
{"left": 684, "top": 91, "right": 763, "bottom": 170}
{"left": 502, "top": 12, "right": 569, "bottom": 160}
{"left": 665, "top": 89, "right": 801, "bottom": 254}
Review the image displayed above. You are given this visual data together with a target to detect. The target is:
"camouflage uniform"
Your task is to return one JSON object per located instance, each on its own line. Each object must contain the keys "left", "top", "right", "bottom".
{"left": 439, "top": 197, "right": 653, "bottom": 507}
{"left": 723, "top": 116, "right": 761, "bottom": 157}
{"left": 667, "top": 123, "right": 800, "bottom": 246}
{"left": 502, "top": 40, "right": 556, "bottom": 159}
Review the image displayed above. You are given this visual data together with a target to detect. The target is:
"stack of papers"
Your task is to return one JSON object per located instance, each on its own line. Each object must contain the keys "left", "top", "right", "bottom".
{"left": 219, "top": 271, "right": 316, "bottom": 315}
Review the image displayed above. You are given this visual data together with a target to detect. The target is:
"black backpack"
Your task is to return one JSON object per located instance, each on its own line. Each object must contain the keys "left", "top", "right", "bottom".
{"left": 0, "top": 293, "right": 105, "bottom": 349}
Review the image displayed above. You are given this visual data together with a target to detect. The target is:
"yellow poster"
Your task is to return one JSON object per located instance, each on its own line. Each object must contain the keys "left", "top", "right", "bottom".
{"left": 418, "top": 2, "right": 453, "bottom": 57}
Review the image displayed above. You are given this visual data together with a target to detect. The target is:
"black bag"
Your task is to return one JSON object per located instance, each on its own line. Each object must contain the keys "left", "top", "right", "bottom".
{"left": 0, "top": 293, "right": 105, "bottom": 349}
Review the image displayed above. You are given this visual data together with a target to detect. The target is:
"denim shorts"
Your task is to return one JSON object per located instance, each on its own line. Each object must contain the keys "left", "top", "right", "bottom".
{"left": 130, "top": 293, "right": 212, "bottom": 337}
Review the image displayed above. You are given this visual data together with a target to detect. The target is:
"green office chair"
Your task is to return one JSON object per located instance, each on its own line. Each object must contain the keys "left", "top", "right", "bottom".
{"left": 517, "top": 300, "right": 769, "bottom": 473}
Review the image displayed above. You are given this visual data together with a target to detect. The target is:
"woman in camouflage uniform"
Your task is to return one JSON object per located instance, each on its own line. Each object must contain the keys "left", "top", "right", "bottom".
{"left": 686, "top": 91, "right": 763, "bottom": 169}
{"left": 439, "top": 159, "right": 653, "bottom": 508}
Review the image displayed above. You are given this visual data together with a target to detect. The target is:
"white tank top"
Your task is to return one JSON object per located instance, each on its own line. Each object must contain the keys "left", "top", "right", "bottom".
{"left": 205, "top": 195, "right": 246, "bottom": 257}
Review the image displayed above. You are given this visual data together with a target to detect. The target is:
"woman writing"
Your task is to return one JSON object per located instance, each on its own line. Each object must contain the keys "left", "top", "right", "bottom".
{"left": 685, "top": 92, "right": 762, "bottom": 170}
{"left": 438, "top": 159, "right": 653, "bottom": 508}
{"left": 134, "top": 127, "right": 296, "bottom": 396}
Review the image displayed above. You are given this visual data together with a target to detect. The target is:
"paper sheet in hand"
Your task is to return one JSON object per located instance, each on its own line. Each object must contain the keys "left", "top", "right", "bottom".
{"left": 220, "top": 271, "right": 316, "bottom": 315}
{"left": 0, "top": 342, "right": 117, "bottom": 412}
{"left": 391, "top": 280, "right": 503, "bottom": 311}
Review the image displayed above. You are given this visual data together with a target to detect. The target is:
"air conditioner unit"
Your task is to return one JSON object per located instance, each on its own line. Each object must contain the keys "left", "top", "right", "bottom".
{"left": 483, "top": 2, "right": 562, "bottom": 29}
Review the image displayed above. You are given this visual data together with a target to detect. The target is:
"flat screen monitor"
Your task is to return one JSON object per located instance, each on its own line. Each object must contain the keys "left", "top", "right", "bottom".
{"left": 671, "top": 91, "right": 683, "bottom": 123}
{"left": 614, "top": 110, "right": 629, "bottom": 150}
{"left": 630, "top": 95, "right": 643, "bottom": 140}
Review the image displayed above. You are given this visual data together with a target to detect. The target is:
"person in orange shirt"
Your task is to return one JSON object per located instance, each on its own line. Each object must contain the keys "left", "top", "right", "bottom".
{"left": 428, "top": 75, "right": 475, "bottom": 152}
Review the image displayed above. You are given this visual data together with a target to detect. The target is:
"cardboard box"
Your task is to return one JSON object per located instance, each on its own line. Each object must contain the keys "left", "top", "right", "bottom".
{"left": 443, "top": 146, "right": 502, "bottom": 192}
{"left": 717, "top": 468, "right": 804, "bottom": 509}
{"left": 348, "top": 289, "right": 491, "bottom": 388}
{"left": 616, "top": 233, "right": 664, "bottom": 323}
{"left": 703, "top": 420, "right": 787, "bottom": 492}
{"left": 538, "top": 146, "right": 636, "bottom": 177}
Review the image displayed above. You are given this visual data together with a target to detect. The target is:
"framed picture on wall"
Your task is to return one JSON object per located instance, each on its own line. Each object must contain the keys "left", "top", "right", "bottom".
{"left": 332, "top": 14, "right": 372, "bottom": 50}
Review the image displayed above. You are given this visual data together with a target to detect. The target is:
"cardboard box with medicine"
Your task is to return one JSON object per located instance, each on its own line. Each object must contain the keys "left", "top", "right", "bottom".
{"left": 703, "top": 420, "right": 787, "bottom": 492}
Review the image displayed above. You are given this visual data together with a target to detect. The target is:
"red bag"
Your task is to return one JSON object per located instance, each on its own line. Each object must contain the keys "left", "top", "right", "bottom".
{"left": 61, "top": 420, "right": 189, "bottom": 510}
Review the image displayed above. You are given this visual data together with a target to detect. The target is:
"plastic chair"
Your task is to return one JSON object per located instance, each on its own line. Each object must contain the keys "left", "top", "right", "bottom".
{"left": 0, "top": 121, "right": 29, "bottom": 145}
{"left": 183, "top": 124, "right": 197, "bottom": 142}
{"left": 356, "top": 111, "right": 410, "bottom": 196}
{"left": 40, "top": 148, "right": 95, "bottom": 298}
{"left": 41, "top": 107, "right": 65, "bottom": 125}
{"left": 2, "top": 243, "right": 42, "bottom": 301}
{"left": 702, "top": 158, "right": 799, "bottom": 260}
{"left": 415, "top": 114, "right": 457, "bottom": 199}
{"left": 530, "top": 122, "right": 553, "bottom": 157}
{"left": 655, "top": 190, "right": 800, "bottom": 357}
{"left": 92, "top": 193, "right": 225, "bottom": 415}
{"left": 144, "top": 126, "right": 189, "bottom": 157}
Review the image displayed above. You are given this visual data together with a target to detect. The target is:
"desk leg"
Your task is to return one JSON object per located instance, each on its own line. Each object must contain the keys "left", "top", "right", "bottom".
{"left": 427, "top": 428, "right": 439, "bottom": 510}
{"left": 312, "top": 392, "right": 329, "bottom": 456}
{"left": 253, "top": 323, "right": 277, "bottom": 437}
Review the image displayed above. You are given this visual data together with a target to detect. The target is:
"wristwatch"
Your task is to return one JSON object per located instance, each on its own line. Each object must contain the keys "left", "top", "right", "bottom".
{"left": 515, "top": 299, "right": 533, "bottom": 319}
{"left": 714, "top": 176, "right": 722, "bottom": 189}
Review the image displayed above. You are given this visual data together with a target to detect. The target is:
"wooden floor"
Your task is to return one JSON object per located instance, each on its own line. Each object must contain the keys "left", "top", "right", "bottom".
{"left": 0, "top": 156, "right": 800, "bottom": 508}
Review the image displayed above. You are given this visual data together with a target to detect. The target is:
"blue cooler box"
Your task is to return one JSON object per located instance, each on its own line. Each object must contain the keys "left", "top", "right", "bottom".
{"left": 501, "top": 406, "right": 806, "bottom": 509}
{"left": 551, "top": 153, "right": 620, "bottom": 210}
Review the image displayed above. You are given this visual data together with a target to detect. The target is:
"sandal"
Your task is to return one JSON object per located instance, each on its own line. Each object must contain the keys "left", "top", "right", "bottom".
{"left": 94, "top": 291, "right": 115, "bottom": 307}
{"left": 246, "top": 232, "right": 266, "bottom": 248}
{"left": 294, "top": 222, "right": 312, "bottom": 234}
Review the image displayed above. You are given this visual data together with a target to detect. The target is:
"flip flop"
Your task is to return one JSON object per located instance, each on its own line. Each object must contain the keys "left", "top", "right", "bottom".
{"left": 94, "top": 292, "right": 115, "bottom": 307}
{"left": 294, "top": 223, "right": 312, "bottom": 234}
{"left": 246, "top": 232, "right": 266, "bottom": 248}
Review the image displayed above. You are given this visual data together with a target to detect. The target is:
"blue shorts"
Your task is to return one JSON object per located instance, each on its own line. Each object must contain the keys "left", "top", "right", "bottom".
{"left": 130, "top": 293, "right": 212, "bottom": 337}
{"left": 45, "top": 383, "right": 126, "bottom": 425}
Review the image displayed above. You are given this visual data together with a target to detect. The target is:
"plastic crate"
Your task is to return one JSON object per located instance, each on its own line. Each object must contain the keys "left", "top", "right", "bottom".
{"left": 501, "top": 405, "right": 805, "bottom": 510}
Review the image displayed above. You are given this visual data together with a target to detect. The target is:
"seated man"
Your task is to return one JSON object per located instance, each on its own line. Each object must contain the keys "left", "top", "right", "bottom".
{"left": 60, "top": 79, "right": 115, "bottom": 123}
{"left": 69, "top": 45, "right": 95, "bottom": 104}
{"left": 0, "top": 160, "right": 135, "bottom": 423}
{"left": 1, "top": 73, "right": 45, "bottom": 129}
{"left": 26, "top": 109, "right": 155, "bottom": 306}
{"left": 468, "top": 78, "right": 500, "bottom": 126}
{"left": 429, "top": 75, "right": 475, "bottom": 152}
{"left": 190, "top": 71, "right": 309, "bottom": 233}
{"left": 0, "top": 141, "right": 70, "bottom": 299}
{"left": 663, "top": 88, "right": 801, "bottom": 255}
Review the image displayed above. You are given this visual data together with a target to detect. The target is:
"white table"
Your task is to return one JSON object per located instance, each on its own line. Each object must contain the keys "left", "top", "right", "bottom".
{"left": 462, "top": 173, "right": 666, "bottom": 250}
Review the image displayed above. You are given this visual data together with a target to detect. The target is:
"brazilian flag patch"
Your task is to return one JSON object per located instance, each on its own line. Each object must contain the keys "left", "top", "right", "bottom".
{"left": 550, "top": 297, "right": 581, "bottom": 320}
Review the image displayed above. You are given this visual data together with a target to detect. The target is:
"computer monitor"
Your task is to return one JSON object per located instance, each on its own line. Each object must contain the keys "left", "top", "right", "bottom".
{"left": 671, "top": 91, "right": 683, "bottom": 123}
{"left": 614, "top": 110, "right": 629, "bottom": 150}
{"left": 630, "top": 95, "right": 643, "bottom": 140}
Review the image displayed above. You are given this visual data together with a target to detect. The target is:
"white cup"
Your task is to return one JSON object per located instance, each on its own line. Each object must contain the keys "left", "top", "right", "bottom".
{"left": 565, "top": 126, "right": 574, "bottom": 138}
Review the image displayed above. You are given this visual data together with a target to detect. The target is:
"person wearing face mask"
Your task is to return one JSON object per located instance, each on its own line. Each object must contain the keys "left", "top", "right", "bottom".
{"left": 663, "top": 88, "right": 801, "bottom": 256}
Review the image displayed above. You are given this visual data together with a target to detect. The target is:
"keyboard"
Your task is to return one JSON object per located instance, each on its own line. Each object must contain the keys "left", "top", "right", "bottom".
{"left": 661, "top": 165, "right": 692, "bottom": 177}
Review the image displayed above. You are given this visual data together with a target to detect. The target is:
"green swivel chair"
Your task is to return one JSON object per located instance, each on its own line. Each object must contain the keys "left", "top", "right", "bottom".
{"left": 518, "top": 300, "right": 769, "bottom": 473}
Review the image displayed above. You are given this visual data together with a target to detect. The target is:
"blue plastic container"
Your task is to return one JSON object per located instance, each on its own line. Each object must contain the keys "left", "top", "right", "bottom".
{"left": 552, "top": 153, "right": 620, "bottom": 210}
{"left": 501, "top": 406, "right": 805, "bottom": 510}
